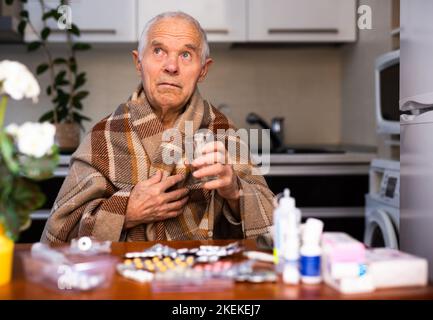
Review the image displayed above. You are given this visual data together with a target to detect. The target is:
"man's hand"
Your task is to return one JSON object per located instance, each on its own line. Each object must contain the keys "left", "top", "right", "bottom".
{"left": 191, "top": 141, "right": 240, "bottom": 201}
{"left": 124, "top": 171, "right": 189, "bottom": 229}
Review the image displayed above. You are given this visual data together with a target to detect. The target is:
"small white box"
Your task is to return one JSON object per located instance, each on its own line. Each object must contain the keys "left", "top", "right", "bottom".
{"left": 324, "top": 272, "right": 375, "bottom": 294}
{"left": 367, "top": 248, "right": 428, "bottom": 289}
{"left": 326, "top": 261, "right": 368, "bottom": 280}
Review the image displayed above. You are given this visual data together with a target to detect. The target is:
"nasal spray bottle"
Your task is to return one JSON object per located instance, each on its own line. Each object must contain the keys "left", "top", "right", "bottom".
{"left": 273, "top": 188, "right": 302, "bottom": 284}
{"left": 300, "top": 218, "right": 324, "bottom": 284}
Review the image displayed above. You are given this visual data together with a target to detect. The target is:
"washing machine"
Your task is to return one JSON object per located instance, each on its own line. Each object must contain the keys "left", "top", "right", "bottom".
{"left": 364, "top": 159, "right": 400, "bottom": 249}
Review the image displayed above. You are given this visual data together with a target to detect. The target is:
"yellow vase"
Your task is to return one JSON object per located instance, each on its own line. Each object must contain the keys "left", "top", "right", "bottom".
{"left": 0, "top": 223, "right": 14, "bottom": 286}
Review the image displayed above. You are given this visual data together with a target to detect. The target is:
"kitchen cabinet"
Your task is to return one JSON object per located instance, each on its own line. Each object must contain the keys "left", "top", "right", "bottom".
{"left": 248, "top": 0, "right": 357, "bottom": 42}
{"left": 22, "top": 0, "right": 356, "bottom": 44}
{"left": 137, "top": 0, "right": 247, "bottom": 42}
{"left": 24, "top": 0, "right": 137, "bottom": 42}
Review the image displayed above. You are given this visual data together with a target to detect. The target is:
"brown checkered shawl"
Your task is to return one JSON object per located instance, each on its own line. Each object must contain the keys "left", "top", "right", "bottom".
{"left": 41, "top": 84, "right": 274, "bottom": 244}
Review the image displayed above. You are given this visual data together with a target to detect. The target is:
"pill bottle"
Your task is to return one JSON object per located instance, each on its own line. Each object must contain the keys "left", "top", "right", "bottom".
{"left": 300, "top": 218, "right": 324, "bottom": 284}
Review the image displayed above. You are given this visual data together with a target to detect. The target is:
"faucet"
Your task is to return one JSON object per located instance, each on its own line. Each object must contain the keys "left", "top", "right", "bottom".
{"left": 246, "top": 112, "right": 285, "bottom": 152}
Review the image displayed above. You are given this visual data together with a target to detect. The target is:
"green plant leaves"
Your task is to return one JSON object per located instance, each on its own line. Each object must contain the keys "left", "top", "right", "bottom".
{"left": 73, "top": 90, "right": 89, "bottom": 101}
{"left": 4, "top": 178, "right": 46, "bottom": 240}
{"left": 18, "top": 152, "right": 59, "bottom": 180}
{"left": 72, "top": 100, "right": 83, "bottom": 110}
{"left": 70, "top": 24, "right": 80, "bottom": 36}
{"left": 69, "top": 57, "right": 77, "bottom": 73}
{"left": 12, "top": 178, "right": 46, "bottom": 212}
{"left": 27, "top": 41, "right": 42, "bottom": 52}
{"left": 72, "top": 43, "right": 91, "bottom": 51}
{"left": 0, "top": 205, "right": 20, "bottom": 241}
{"left": 17, "top": 20, "right": 27, "bottom": 36}
{"left": 36, "top": 63, "right": 49, "bottom": 75}
{"left": 0, "top": 161, "right": 13, "bottom": 197}
{"left": 53, "top": 57, "right": 67, "bottom": 65}
{"left": 39, "top": 110, "right": 54, "bottom": 123}
{"left": 0, "top": 132, "right": 19, "bottom": 175}
{"left": 42, "top": 9, "right": 59, "bottom": 21}
{"left": 54, "top": 70, "right": 69, "bottom": 87}
{"left": 41, "top": 27, "right": 51, "bottom": 40}
{"left": 1, "top": 0, "right": 94, "bottom": 239}
{"left": 15, "top": 3, "right": 92, "bottom": 127}
{"left": 52, "top": 89, "right": 70, "bottom": 108}
{"left": 55, "top": 70, "right": 66, "bottom": 82}
{"left": 0, "top": 134, "right": 58, "bottom": 240}
{"left": 73, "top": 112, "right": 91, "bottom": 122}
{"left": 20, "top": 10, "right": 29, "bottom": 18}
{"left": 73, "top": 72, "right": 86, "bottom": 90}
{"left": 73, "top": 112, "right": 91, "bottom": 130}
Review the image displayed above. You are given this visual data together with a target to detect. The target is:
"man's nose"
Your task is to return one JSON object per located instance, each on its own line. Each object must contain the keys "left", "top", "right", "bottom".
{"left": 163, "top": 54, "right": 179, "bottom": 75}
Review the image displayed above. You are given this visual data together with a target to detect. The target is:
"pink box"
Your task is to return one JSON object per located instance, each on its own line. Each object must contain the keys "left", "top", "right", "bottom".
{"left": 321, "top": 232, "right": 366, "bottom": 263}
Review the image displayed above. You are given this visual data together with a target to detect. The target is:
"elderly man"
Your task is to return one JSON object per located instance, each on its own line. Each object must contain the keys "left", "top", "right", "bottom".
{"left": 41, "top": 12, "right": 274, "bottom": 243}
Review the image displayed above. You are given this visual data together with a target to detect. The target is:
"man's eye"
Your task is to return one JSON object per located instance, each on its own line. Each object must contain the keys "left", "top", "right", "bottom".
{"left": 181, "top": 52, "right": 191, "bottom": 59}
{"left": 154, "top": 48, "right": 162, "bottom": 55}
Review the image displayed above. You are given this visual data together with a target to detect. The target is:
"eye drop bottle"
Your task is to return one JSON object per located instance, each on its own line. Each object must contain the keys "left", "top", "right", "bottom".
{"left": 300, "top": 218, "right": 324, "bottom": 284}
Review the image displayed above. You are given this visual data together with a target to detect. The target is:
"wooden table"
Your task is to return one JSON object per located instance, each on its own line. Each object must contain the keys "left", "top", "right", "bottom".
{"left": 2, "top": 240, "right": 433, "bottom": 300}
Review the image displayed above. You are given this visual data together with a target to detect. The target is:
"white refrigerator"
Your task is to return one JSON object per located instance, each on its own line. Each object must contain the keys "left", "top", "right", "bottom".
{"left": 400, "top": 0, "right": 433, "bottom": 282}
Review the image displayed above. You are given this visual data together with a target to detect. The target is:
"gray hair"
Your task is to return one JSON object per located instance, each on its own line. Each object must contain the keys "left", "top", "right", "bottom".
{"left": 137, "top": 11, "right": 210, "bottom": 65}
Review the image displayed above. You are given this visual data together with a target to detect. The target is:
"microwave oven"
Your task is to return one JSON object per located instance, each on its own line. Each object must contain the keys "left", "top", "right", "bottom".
{"left": 375, "top": 50, "right": 400, "bottom": 135}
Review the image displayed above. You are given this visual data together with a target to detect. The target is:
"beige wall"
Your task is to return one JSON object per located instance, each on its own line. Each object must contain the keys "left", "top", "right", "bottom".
{"left": 201, "top": 45, "right": 342, "bottom": 145}
{"left": 341, "top": 0, "right": 393, "bottom": 149}
{"left": 1, "top": 43, "right": 342, "bottom": 146}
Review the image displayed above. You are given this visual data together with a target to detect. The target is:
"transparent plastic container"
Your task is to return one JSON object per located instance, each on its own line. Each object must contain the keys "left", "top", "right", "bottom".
{"left": 20, "top": 252, "right": 118, "bottom": 292}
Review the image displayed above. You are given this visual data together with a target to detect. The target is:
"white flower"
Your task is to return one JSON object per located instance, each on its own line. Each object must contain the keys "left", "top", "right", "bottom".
{"left": 15, "top": 122, "right": 56, "bottom": 158}
{"left": 0, "top": 60, "right": 40, "bottom": 103}
{"left": 5, "top": 123, "right": 19, "bottom": 136}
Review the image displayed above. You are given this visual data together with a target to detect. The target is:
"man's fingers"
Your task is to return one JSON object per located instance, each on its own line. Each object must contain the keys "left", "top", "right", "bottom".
{"left": 153, "top": 209, "right": 182, "bottom": 222}
{"left": 143, "top": 170, "right": 162, "bottom": 186}
{"left": 198, "top": 140, "right": 225, "bottom": 154}
{"left": 165, "top": 210, "right": 184, "bottom": 219}
{"left": 202, "top": 177, "right": 231, "bottom": 190}
{"left": 157, "top": 173, "right": 186, "bottom": 191}
{"left": 159, "top": 196, "right": 189, "bottom": 213}
{"left": 193, "top": 163, "right": 225, "bottom": 179}
{"left": 192, "top": 151, "right": 225, "bottom": 167}
{"left": 162, "top": 187, "right": 189, "bottom": 203}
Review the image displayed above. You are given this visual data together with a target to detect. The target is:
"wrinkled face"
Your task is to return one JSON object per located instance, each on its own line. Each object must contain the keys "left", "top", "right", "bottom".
{"left": 133, "top": 17, "right": 212, "bottom": 111}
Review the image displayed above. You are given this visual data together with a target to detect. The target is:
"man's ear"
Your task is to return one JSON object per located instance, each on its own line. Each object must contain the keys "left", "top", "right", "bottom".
{"left": 198, "top": 58, "right": 213, "bottom": 82}
{"left": 132, "top": 50, "right": 142, "bottom": 76}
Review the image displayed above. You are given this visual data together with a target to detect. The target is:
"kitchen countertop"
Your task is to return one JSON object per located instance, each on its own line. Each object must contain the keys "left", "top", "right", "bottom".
{"left": 267, "top": 151, "right": 376, "bottom": 165}
{"left": 254, "top": 151, "right": 376, "bottom": 176}
{"left": 254, "top": 144, "right": 377, "bottom": 165}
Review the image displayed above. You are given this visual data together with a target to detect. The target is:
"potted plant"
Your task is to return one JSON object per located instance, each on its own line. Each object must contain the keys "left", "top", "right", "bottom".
{"left": 0, "top": 60, "right": 59, "bottom": 286}
{"left": 5, "top": 0, "right": 92, "bottom": 153}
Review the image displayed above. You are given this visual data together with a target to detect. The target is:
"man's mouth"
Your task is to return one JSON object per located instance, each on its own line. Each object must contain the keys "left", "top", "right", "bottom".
{"left": 158, "top": 82, "right": 182, "bottom": 88}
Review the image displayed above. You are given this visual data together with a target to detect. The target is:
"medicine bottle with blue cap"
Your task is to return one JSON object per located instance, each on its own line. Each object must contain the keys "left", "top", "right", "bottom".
{"left": 300, "top": 218, "right": 324, "bottom": 284}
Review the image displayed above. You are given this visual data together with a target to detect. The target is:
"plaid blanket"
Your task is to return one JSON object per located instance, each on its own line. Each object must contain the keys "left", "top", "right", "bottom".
{"left": 41, "top": 84, "right": 274, "bottom": 243}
